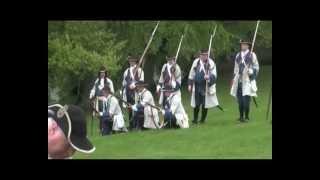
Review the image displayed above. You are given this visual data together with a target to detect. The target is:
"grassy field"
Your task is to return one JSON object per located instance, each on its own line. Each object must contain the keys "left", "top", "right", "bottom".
{"left": 74, "top": 65, "right": 272, "bottom": 159}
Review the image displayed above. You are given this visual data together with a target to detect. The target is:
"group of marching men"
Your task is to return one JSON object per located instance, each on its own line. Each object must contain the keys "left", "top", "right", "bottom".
{"left": 89, "top": 40, "right": 259, "bottom": 136}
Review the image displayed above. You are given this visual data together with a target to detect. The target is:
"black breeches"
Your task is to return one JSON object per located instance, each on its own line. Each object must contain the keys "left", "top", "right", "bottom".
{"left": 133, "top": 112, "right": 144, "bottom": 130}
{"left": 101, "top": 118, "right": 113, "bottom": 136}
{"left": 127, "top": 95, "right": 135, "bottom": 129}
{"left": 236, "top": 84, "right": 251, "bottom": 119}
{"left": 164, "top": 115, "right": 178, "bottom": 128}
{"left": 194, "top": 105, "right": 208, "bottom": 122}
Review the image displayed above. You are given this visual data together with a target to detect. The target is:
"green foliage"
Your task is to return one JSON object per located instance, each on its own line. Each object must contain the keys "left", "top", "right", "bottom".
{"left": 48, "top": 21, "right": 126, "bottom": 106}
{"left": 105, "top": 20, "right": 271, "bottom": 75}
{"left": 48, "top": 20, "right": 272, "bottom": 108}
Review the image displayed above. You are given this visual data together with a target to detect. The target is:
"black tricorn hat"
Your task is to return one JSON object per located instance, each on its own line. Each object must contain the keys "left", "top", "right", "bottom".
{"left": 99, "top": 66, "right": 107, "bottom": 72}
{"left": 48, "top": 105, "right": 70, "bottom": 140}
{"left": 239, "top": 39, "right": 252, "bottom": 45}
{"left": 48, "top": 104, "right": 95, "bottom": 153}
{"left": 166, "top": 56, "right": 176, "bottom": 61}
{"left": 199, "top": 49, "right": 209, "bottom": 55}
{"left": 127, "top": 56, "right": 139, "bottom": 62}
{"left": 67, "top": 105, "right": 95, "bottom": 153}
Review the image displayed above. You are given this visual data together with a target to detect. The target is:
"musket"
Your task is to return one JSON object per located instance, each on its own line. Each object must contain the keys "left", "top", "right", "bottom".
{"left": 250, "top": 20, "right": 260, "bottom": 54}
{"left": 250, "top": 20, "right": 260, "bottom": 108}
{"left": 169, "top": 25, "right": 188, "bottom": 87}
{"left": 110, "top": 92, "right": 162, "bottom": 129}
{"left": 196, "top": 24, "right": 224, "bottom": 112}
{"left": 145, "top": 102, "right": 163, "bottom": 129}
{"left": 134, "top": 21, "right": 160, "bottom": 79}
{"left": 205, "top": 25, "right": 225, "bottom": 112}
{"left": 207, "top": 25, "right": 217, "bottom": 61}
{"left": 205, "top": 25, "right": 217, "bottom": 95}
{"left": 243, "top": 20, "right": 260, "bottom": 71}
{"left": 266, "top": 86, "right": 272, "bottom": 121}
{"left": 174, "top": 34, "right": 184, "bottom": 62}
{"left": 114, "top": 95, "right": 163, "bottom": 129}
{"left": 111, "top": 92, "right": 162, "bottom": 112}
{"left": 145, "top": 102, "right": 164, "bottom": 112}
{"left": 217, "top": 105, "right": 224, "bottom": 112}
{"left": 241, "top": 20, "right": 260, "bottom": 71}
{"left": 109, "top": 92, "right": 133, "bottom": 107}
{"left": 175, "top": 25, "right": 188, "bottom": 63}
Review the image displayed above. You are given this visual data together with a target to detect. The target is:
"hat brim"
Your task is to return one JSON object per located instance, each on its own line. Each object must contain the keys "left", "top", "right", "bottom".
{"left": 69, "top": 134, "right": 95, "bottom": 153}
{"left": 135, "top": 84, "right": 148, "bottom": 87}
{"left": 48, "top": 105, "right": 70, "bottom": 138}
{"left": 166, "top": 57, "right": 176, "bottom": 60}
{"left": 240, "top": 42, "right": 252, "bottom": 45}
{"left": 128, "top": 59, "right": 138, "bottom": 62}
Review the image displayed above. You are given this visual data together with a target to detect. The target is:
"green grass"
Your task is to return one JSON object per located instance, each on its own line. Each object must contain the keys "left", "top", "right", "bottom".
{"left": 74, "top": 65, "right": 272, "bottom": 159}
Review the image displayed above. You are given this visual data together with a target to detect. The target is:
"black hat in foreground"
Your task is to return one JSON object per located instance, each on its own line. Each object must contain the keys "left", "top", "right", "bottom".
{"left": 48, "top": 104, "right": 95, "bottom": 153}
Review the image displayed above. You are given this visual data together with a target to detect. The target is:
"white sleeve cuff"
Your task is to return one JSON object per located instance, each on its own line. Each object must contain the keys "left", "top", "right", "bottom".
{"left": 172, "top": 81, "right": 176, "bottom": 88}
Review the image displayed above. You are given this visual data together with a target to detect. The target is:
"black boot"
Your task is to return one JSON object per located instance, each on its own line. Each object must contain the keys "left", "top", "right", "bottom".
{"left": 245, "top": 100, "right": 250, "bottom": 121}
{"left": 137, "top": 116, "right": 144, "bottom": 130}
{"left": 237, "top": 117, "right": 244, "bottom": 123}
{"left": 129, "top": 120, "right": 133, "bottom": 130}
{"left": 200, "top": 107, "right": 208, "bottom": 123}
{"left": 128, "top": 110, "right": 133, "bottom": 130}
{"left": 238, "top": 106, "right": 244, "bottom": 122}
{"left": 237, "top": 85, "right": 245, "bottom": 123}
{"left": 245, "top": 112, "right": 250, "bottom": 122}
{"left": 99, "top": 117, "right": 103, "bottom": 135}
{"left": 192, "top": 106, "right": 200, "bottom": 124}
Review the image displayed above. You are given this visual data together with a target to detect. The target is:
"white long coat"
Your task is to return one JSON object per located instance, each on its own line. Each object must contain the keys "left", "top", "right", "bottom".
{"left": 89, "top": 78, "right": 114, "bottom": 114}
{"left": 89, "top": 78, "right": 114, "bottom": 98}
{"left": 188, "top": 58, "right": 219, "bottom": 108}
{"left": 135, "top": 88, "right": 160, "bottom": 129}
{"left": 166, "top": 92, "right": 189, "bottom": 128}
{"left": 158, "top": 63, "right": 182, "bottom": 105}
{"left": 100, "top": 95, "right": 125, "bottom": 131}
{"left": 121, "top": 66, "right": 144, "bottom": 107}
{"left": 230, "top": 52, "right": 259, "bottom": 97}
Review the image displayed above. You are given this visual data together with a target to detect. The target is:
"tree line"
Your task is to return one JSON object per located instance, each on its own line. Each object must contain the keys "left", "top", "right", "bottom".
{"left": 48, "top": 20, "right": 272, "bottom": 109}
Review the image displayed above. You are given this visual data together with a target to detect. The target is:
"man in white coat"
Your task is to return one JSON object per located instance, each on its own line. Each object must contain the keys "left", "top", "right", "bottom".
{"left": 122, "top": 56, "right": 144, "bottom": 130}
{"left": 98, "top": 85, "right": 127, "bottom": 135}
{"left": 89, "top": 66, "right": 115, "bottom": 117}
{"left": 230, "top": 40, "right": 259, "bottom": 122}
{"left": 89, "top": 66, "right": 115, "bottom": 132}
{"left": 156, "top": 56, "right": 182, "bottom": 107}
{"left": 131, "top": 81, "right": 160, "bottom": 130}
{"left": 160, "top": 86, "right": 189, "bottom": 129}
{"left": 188, "top": 49, "right": 219, "bottom": 124}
